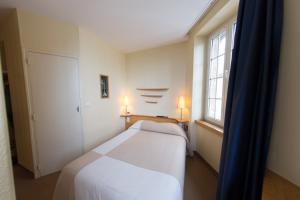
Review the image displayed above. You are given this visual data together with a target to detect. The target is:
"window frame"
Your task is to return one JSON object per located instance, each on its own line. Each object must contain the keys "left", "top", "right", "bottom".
{"left": 204, "top": 19, "right": 236, "bottom": 127}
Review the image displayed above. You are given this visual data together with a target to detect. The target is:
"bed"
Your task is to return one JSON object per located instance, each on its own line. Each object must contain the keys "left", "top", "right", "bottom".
{"left": 53, "top": 119, "right": 189, "bottom": 200}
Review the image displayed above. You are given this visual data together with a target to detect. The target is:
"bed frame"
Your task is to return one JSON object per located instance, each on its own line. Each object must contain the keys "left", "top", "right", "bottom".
{"left": 121, "top": 114, "right": 179, "bottom": 129}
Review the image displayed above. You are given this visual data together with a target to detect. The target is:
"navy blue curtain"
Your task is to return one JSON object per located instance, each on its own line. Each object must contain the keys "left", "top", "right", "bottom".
{"left": 217, "top": 0, "right": 283, "bottom": 199}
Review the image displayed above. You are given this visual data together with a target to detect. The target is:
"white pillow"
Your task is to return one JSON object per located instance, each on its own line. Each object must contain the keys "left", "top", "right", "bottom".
{"left": 129, "top": 120, "right": 187, "bottom": 140}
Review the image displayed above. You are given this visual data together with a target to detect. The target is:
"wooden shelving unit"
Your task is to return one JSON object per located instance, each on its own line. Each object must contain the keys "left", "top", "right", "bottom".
{"left": 141, "top": 94, "right": 163, "bottom": 98}
{"left": 137, "top": 88, "right": 168, "bottom": 104}
{"left": 136, "top": 88, "right": 169, "bottom": 91}
{"left": 145, "top": 101, "right": 158, "bottom": 104}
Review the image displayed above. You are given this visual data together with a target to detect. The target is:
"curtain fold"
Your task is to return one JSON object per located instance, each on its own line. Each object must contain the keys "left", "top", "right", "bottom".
{"left": 217, "top": 0, "right": 283, "bottom": 199}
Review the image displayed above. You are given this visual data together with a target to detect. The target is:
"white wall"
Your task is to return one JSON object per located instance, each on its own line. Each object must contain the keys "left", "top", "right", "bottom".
{"left": 17, "top": 9, "right": 127, "bottom": 153}
{"left": 79, "top": 27, "right": 126, "bottom": 151}
{"left": 0, "top": 48, "right": 16, "bottom": 200}
{"left": 267, "top": 0, "right": 300, "bottom": 187}
{"left": 17, "top": 9, "right": 79, "bottom": 58}
{"left": 195, "top": 126, "right": 223, "bottom": 171}
{"left": 126, "top": 42, "right": 188, "bottom": 119}
{"left": 15, "top": 10, "right": 127, "bottom": 165}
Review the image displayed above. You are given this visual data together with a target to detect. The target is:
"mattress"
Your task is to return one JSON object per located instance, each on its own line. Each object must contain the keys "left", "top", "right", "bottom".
{"left": 53, "top": 120, "right": 188, "bottom": 200}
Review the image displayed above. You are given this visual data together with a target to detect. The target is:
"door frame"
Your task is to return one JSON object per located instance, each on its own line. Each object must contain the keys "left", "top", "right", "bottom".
{"left": 23, "top": 49, "right": 84, "bottom": 178}
{"left": 0, "top": 41, "right": 16, "bottom": 199}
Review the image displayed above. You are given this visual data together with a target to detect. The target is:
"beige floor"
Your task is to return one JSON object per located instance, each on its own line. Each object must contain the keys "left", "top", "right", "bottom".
{"left": 184, "top": 156, "right": 218, "bottom": 200}
{"left": 13, "top": 165, "right": 59, "bottom": 200}
{"left": 13, "top": 155, "right": 217, "bottom": 200}
{"left": 13, "top": 154, "right": 300, "bottom": 200}
{"left": 262, "top": 170, "right": 300, "bottom": 200}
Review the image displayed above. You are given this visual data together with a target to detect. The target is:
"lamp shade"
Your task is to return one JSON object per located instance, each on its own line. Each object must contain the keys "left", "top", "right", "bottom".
{"left": 178, "top": 96, "right": 185, "bottom": 109}
{"left": 123, "top": 96, "right": 129, "bottom": 106}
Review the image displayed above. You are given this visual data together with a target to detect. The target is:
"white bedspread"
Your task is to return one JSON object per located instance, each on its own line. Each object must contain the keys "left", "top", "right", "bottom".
{"left": 53, "top": 120, "right": 188, "bottom": 200}
{"left": 75, "top": 156, "right": 181, "bottom": 200}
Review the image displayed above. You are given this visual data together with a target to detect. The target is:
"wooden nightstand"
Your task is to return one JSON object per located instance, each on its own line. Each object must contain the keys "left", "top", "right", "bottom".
{"left": 176, "top": 119, "right": 189, "bottom": 137}
{"left": 176, "top": 119, "right": 192, "bottom": 156}
{"left": 120, "top": 114, "right": 131, "bottom": 129}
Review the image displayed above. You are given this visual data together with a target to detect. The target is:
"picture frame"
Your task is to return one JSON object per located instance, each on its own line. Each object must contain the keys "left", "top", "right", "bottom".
{"left": 100, "top": 75, "right": 109, "bottom": 98}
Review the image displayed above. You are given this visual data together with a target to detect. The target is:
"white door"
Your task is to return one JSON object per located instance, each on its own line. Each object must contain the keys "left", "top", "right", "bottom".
{"left": 27, "top": 52, "right": 83, "bottom": 176}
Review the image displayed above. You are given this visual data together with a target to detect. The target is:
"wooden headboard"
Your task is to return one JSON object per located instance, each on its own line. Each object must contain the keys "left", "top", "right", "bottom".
{"left": 123, "top": 115, "right": 179, "bottom": 129}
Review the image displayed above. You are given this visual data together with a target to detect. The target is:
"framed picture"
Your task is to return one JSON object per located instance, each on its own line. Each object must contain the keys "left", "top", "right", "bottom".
{"left": 100, "top": 75, "right": 109, "bottom": 98}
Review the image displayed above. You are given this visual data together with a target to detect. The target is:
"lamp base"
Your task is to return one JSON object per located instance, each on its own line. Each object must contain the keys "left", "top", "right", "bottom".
{"left": 180, "top": 108, "right": 183, "bottom": 120}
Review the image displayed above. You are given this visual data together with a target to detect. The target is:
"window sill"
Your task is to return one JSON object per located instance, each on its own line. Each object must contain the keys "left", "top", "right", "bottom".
{"left": 195, "top": 120, "right": 224, "bottom": 136}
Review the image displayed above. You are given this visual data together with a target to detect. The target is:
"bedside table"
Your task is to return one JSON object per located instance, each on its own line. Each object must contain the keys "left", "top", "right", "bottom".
{"left": 120, "top": 114, "right": 132, "bottom": 129}
{"left": 177, "top": 119, "right": 189, "bottom": 137}
{"left": 176, "top": 119, "right": 193, "bottom": 156}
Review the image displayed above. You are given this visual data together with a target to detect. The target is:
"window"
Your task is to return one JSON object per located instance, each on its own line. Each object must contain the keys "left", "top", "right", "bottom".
{"left": 230, "top": 22, "right": 237, "bottom": 62}
{"left": 205, "top": 21, "right": 236, "bottom": 126}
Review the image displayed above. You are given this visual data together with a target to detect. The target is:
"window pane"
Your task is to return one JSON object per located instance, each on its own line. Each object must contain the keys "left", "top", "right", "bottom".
{"left": 210, "top": 59, "right": 217, "bottom": 79}
{"left": 211, "top": 37, "right": 219, "bottom": 58}
{"left": 209, "top": 79, "right": 216, "bottom": 98}
{"left": 208, "top": 99, "right": 215, "bottom": 118}
{"left": 230, "top": 22, "right": 237, "bottom": 64}
{"left": 231, "top": 22, "right": 237, "bottom": 51}
{"left": 215, "top": 99, "right": 222, "bottom": 120}
{"left": 216, "top": 78, "right": 223, "bottom": 99}
{"left": 207, "top": 30, "right": 228, "bottom": 123}
{"left": 219, "top": 33, "right": 226, "bottom": 55}
{"left": 217, "top": 55, "right": 224, "bottom": 76}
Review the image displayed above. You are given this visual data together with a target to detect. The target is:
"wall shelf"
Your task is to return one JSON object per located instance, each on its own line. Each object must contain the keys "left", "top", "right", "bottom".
{"left": 145, "top": 101, "right": 158, "bottom": 104}
{"left": 141, "top": 94, "right": 163, "bottom": 98}
{"left": 136, "top": 88, "right": 169, "bottom": 91}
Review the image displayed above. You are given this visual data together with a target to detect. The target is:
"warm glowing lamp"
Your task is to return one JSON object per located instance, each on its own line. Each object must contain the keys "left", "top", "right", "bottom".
{"left": 123, "top": 96, "right": 129, "bottom": 114}
{"left": 178, "top": 96, "right": 185, "bottom": 120}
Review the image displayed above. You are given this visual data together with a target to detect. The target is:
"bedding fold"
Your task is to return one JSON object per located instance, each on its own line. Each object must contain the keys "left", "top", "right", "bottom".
{"left": 53, "top": 151, "right": 102, "bottom": 200}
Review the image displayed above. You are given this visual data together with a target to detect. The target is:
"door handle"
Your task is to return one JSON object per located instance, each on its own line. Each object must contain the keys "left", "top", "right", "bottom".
{"left": 76, "top": 106, "right": 80, "bottom": 112}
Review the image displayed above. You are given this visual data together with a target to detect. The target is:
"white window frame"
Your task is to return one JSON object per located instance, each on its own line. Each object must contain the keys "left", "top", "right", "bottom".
{"left": 204, "top": 19, "right": 236, "bottom": 127}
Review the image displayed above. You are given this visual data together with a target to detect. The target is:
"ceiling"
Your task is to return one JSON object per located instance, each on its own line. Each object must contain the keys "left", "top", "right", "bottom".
{"left": 0, "top": 0, "right": 213, "bottom": 52}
